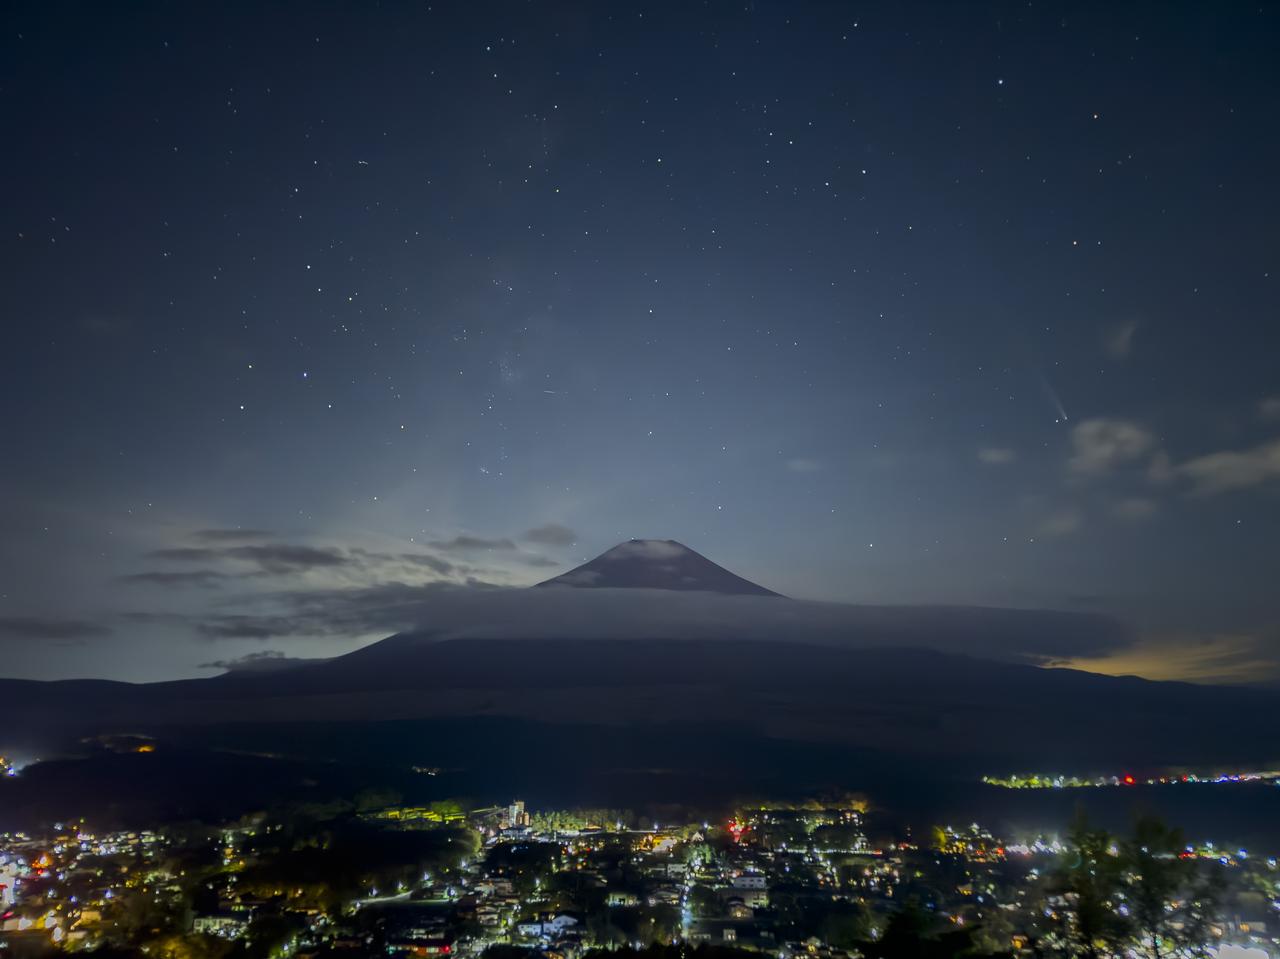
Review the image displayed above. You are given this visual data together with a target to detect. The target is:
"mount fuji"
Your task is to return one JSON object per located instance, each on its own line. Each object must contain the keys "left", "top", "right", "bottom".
{"left": 536, "top": 539, "right": 782, "bottom": 596}
{"left": 3, "top": 539, "right": 1280, "bottom": 829}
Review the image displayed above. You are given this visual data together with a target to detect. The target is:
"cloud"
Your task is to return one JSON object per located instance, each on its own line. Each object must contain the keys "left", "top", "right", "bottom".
{"left": 198, "top": 650, "right": 306, "bottom": 673}
{"left": 150, "top": 547, "right": 219, "bottom": 562}
{"left": 1037, "top": 510, "right": 1082, "bottom": 537}
{"left": 140, "top": 537, "right": 538, "bottom": 595}
{"left": 1103, "top": 320, "right": 1139, "bottom": 359}
{"left": 191, "top": 528, "right": 275, "bottom": 542}
{"left": 186, "top": 581, "right": 499, "bottom": 641}
{"left": 1068, "top": 418, "right": 1158, "bottom": 475}
{"left": 346, "top": 548, "right": 456, "bottom": 577}
{"left": 120, "top": 570, "right": 230, "bottom": 587}
{"left": 181, "top": 579, "right": 1134, "bottom": 666}
{"left": 0, "top": 616, "right": 113, "bottom": 642}
{"left": 1147, "top": 450, "right": 1175, "bottom": 485}
{"left": 522, "top": 524, "right": 577, "bottom": 547}
{"left": 977, "top": 447, "right": 1016, "bottom": 465}
{"left": 428, "top": 535, "right": 518, "bottom": 552}
{"left": 150, "top": 543, "right": 351, "bottom": 574}
{"left": 204, "top": 650, "right": 286, "bottom": 667}
{"left": 396, "top": 553, "right": 456, "bottom": 575}
{"left": 196, "top": 617, "right": 298, "bottom": 640}
{"left": 523, "top": 555, "right": 561, "bottom": 568}
{"left": 1055, "top": 633, "right": 1275, "bottom": 686}
{"left": 1112, "top": 497, "right": 1158, "bottom": 521}
{"left": 225, "top": 545, "right": 350, "bottom": 573}
{"left": 1176, "top": 438, "right": 1280, "bottom": 495}
{"left": 786, "top": 458, "right": 822, "bottom": 473}
{"left": 1259, "top": 396, "right": 1280, "bottom": 421}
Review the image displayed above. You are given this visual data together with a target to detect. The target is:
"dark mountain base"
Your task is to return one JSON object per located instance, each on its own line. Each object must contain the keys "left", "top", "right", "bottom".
{"left": 3, "top": 715, "right": 1279, "bottom": 851}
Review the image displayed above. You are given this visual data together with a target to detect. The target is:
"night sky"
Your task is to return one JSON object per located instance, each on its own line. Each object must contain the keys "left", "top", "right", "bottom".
{"left": 2, "top": 3, "right": 1278, "bottom": 683}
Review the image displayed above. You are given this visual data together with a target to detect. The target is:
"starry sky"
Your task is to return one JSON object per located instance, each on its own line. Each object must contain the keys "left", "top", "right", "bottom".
{"left": 2, "top": 2, "right": 1278, "bottom": 684}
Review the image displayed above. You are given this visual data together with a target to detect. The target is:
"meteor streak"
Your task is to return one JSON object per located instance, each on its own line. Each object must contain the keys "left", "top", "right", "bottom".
{"left": 1038, "top": 373, "right": 1069, "bottom": 423}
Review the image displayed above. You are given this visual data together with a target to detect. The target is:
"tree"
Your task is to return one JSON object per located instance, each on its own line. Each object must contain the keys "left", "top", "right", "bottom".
{"left": 861, "top": 900, "right": 976, "bottom": 959}
{"left": 816, "top": 901, "right": 873, "bottom": 950}
{"left": 545, "top": 869, "right": 606, "bottom": 914}
{"left": 353, "top": 787, "right": 402, "bottom": 812}
{"left": 1012, "top": 872, "right": 1057, "bottom": 959}
{"left": 103, "top": 886, "right": 187, "bottom": 946}
{"left": 1172, "top": 866, "right": 1226, "bottom": 959}
{"left": 683, "top": 841, "right": 712, "bottom": 870}
{"left": 686, "top": 884, "right": 720, "bottom": 918}
{"left": 244, "top": 913, "right": 307, "bottom": 959}
{"left": 482, "top": 947, "right": 539, "bottom": 959}
{"left": 1054, "top": 810, "right": 1130, "bottom": 959}
{"left": 608, "top": 905, "right": 680, "bottom": 945}
{"left": 1120, "top": 816, "right": 1193, "bottom": 959}
{"left": 143, "top": 934, "right": 235, "bottom": 959}
{"left": 586, "top": 913, "right": 628, "bottom": 949}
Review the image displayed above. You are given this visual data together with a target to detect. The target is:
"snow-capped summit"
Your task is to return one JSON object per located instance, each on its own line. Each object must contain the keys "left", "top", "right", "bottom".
{"left": 535, "top": 539, "right": 783, "bottom": 597}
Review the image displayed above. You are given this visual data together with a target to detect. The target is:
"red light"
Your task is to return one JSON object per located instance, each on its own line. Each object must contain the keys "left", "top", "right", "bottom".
{"left": 1123, "top": 775, "right": 1135, "bottom": 785}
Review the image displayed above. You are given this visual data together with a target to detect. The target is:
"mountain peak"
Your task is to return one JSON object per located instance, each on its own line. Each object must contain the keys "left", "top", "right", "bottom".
{"left": 535, "top": 539, "right": 783, "bottom": 597}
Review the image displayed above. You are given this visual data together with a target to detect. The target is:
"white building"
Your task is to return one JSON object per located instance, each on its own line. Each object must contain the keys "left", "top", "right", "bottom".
{"left": 516, "top": 914, "right": 580, "bottom": 939}
{"left": 192, "top": 913, "right": 247, "bottom": 937}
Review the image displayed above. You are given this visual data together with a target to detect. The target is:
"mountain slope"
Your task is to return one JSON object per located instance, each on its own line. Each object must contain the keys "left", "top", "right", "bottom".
{"left": 3, "top": 637, "right": 1279, "bottom": 774}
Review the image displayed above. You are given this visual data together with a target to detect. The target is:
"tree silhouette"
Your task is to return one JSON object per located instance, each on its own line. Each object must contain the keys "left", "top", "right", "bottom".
{"left": 1053, "top": 811, "right": 1225, "bottom": 959}
{"left": 1054, "top": 810, "right": 1130, "bottom": 959}
{"left": 1120, "top": 816, "right": 1194, "bottom": 959}
{"left": 1172, "top": 865, "right": 1226, "bottom": 959}
{"left": 859, "top": 899, "right": 976, "bottom": 959}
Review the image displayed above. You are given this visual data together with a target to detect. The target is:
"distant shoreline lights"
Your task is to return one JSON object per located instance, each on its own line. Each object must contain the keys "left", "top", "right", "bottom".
{"left": 982, "top": 770, "right": 1280, "bottom": 789}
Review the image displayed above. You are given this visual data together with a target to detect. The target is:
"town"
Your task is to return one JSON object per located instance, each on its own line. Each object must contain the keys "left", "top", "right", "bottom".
{"left": 2, "top": 797, "right": 1276, "bottom": 959}
{"left": 982, "top": 771, "right": 1280, "bottom": 790}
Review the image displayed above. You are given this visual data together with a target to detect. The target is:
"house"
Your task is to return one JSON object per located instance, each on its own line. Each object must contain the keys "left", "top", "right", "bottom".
{"left": 474, "top": 878, "right": 515, "bottom": 897}
{"left": 545, "top": 914, "right": 580, "bottom": 936}
{"left": 1228, "top": 914, "right": 1270, "bottom": 937}
{"left": 515, "top": 918, "right": 544, "bottom": 939}
{"left": 729, "top": 874, "right": 769, "bottom": 907}
{"left": 646, "top": 884, "right": 681, "bottom": 906}
{"left": 516, "top": 914, "right": 581, "bottom": 940}
{"left": 687, "top": 920, "right": 775, "bottom": 949}
{"left": 192, "top": 912, "right": 247, "bottom": 938}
